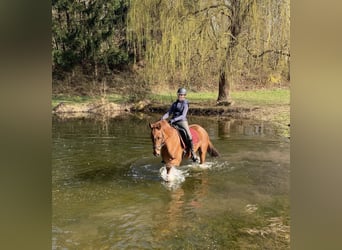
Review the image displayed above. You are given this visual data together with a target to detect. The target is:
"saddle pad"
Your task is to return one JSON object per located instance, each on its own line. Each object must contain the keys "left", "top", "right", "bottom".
{"left": 190, "top": 127, "right": 199, "bottom": 144}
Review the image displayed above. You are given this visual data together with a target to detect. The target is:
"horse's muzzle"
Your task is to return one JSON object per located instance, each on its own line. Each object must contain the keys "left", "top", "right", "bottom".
{"left": 153, "top": 145, "right": 162, "bottom": 157}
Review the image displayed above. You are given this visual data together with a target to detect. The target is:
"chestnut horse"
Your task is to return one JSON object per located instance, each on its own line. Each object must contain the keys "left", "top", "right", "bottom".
{"left": 149, "top": 120, "right": 219, "bottom": 174}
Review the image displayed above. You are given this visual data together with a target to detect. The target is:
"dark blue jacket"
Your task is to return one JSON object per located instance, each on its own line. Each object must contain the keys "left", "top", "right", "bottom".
{"left": 162, "top": 100, "right": 189, "bottom": 123}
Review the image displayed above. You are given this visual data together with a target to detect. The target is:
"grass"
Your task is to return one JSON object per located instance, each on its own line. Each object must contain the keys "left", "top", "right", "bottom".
{"left": 232, "top": 89, "right": 290, "bottom": 106}
{"left": 52, "top": 89, "right": 289, "bottom": 116}
{"left": 52, "top": 93, "right": 125, "bottom": 108}
{"left": 53, "top": 89, "right": 289, "bottom": 107}
{"left": 149, "top": 89, "right": 290, "bottom": 107}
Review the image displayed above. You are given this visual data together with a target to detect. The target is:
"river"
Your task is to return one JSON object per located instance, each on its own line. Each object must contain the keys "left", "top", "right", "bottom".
{"left": 52, "top": 112, "right": 290, "bottom": 249}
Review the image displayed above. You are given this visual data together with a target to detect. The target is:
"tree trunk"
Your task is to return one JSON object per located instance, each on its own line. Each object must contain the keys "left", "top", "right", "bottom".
{"left": 216, "top": 1, "right": 244, "bottom": 106}
{"left": 216, "top": 69, "right": 232, "bottom": 105}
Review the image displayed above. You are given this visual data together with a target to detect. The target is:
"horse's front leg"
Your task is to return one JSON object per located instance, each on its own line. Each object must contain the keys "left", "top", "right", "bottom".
{"left": 165, "top": 160, "right": 177, "bottom": 175}
{"left": 166, "top": 165, "right": 172, "bottom": 175}
{"left": 166, "top": 157, "right": 182, "bottom": 175}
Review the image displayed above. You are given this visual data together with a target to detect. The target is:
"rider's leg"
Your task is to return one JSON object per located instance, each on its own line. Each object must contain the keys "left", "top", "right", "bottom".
{"left": 188, "top": 138, "right": 199, "bottom": 162}
{"left": 176, "top": 121, "right": 199, "bottom": 162}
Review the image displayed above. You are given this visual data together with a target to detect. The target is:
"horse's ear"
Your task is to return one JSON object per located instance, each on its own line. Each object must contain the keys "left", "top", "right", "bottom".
{"left": 149, "top": 122, "right": 153, "bottom": 129}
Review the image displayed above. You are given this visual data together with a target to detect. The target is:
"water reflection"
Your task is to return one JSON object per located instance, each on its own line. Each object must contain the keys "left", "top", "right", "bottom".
{"left": 218, "top": 119, "right": 272, "bottom": 138}
{"left": 153, "top": 170, "right": 211, "bottom": 245}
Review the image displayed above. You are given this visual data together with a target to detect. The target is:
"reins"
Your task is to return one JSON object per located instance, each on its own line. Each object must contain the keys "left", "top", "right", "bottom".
{"left": 152, "top": 127, "right": 166, "bottom": 150}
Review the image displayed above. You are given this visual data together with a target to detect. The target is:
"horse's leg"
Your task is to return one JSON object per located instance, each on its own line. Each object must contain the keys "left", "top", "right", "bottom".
{"left": 166, "top": 151, "right": 182, "bottom": 175}
{"left": 198, "top": 143, "right": 208, "bottom": 164}
{"left": 166, "top": 165, "right": 172, "bottom": 175}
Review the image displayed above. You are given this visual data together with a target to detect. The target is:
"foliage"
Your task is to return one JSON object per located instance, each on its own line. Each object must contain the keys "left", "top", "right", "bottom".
{"left": 52, "top": 0, "right": 130, "bottom": 77}
{"left": 52, "top": 0, "right": 290, "bottom": 103}
{"left": 127, "top": 0, "right": 290, "bottom": 90}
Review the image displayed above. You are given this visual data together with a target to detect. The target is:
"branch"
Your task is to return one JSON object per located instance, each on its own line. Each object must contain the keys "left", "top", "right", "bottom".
{"left": 191, "top": 4, "right": 232, "bottom": 16}
{"left": 246, "top": 48, "right": 290, "bottom": 58}
{"left": 241, "top": 0, "right": 255, "bottom": 22}
{"left": 226, "top": 34, "right": 290, "bottom": 58}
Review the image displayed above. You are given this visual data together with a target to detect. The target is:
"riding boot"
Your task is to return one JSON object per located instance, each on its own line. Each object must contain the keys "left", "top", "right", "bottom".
{"left": 189, "top": 139, "right": 199, "bottom": 162}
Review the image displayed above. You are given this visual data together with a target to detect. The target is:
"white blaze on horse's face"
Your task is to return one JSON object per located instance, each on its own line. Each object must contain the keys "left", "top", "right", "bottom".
{"left": 152, "top": 134, "right": 162, "bottom": 156}
{"left": 149, "top": 123, "right": 163, "bottom": 157}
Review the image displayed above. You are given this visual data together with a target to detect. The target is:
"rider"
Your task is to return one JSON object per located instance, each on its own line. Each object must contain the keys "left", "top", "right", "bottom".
{"left": 161, "top": 87, "right": 199, "bottom": 162}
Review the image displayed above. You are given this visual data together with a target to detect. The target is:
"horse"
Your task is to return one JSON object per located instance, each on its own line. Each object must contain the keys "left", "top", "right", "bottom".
{"left": 149, "top": 120, "right": 219, "bottom": 175}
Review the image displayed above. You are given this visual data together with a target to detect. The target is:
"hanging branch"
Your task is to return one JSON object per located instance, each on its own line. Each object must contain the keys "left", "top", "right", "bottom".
{"left": 228, "top": 33, "right": 290, "bottom": 58}
{"left": 246, "top": 48, "right": 290, "bottom": 58}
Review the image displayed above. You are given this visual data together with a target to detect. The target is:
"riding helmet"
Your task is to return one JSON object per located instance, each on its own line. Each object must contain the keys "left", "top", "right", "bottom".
{"left": 177, "top": 88, "right": 187, "bottom": 95}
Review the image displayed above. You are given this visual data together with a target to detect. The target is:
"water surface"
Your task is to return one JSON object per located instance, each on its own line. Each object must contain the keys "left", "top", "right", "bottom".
{"left": 52, "top": 113, "right": 290, "bottom": 249}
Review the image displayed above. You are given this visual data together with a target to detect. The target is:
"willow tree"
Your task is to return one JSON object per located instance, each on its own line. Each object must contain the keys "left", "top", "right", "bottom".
{"left": 127, "top": 0, "right": 290, "bottom": 104}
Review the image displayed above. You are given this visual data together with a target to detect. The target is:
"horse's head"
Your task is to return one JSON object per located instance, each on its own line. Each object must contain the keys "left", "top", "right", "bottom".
{"left": 149, "top": 121, "right": 165, "bottom": 157}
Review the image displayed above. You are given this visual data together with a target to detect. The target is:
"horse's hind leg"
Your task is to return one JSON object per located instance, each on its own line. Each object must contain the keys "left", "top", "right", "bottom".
{"left": 198, "top": 145, "right": 207, "bottom": 164}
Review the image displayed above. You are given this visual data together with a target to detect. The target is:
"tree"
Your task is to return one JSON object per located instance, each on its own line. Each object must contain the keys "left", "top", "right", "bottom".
{"left": 127, "top": 0, "right": 290, "bottom": 103}
{"left": 52, "top": 0, "right": 129, "bottom": 80}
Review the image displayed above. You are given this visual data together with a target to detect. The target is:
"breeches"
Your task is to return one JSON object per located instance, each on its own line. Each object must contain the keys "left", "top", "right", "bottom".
{"left": 174, "top": 120, "right": 192, "bottom": 140}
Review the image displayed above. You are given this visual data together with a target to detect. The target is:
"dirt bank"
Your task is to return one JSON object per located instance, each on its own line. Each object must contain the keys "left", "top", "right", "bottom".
{"left": 52, "top": 100, "right": 290, "bottom": 138}
{"left": 52, "top": 100, "right": 289, "bottom": 123}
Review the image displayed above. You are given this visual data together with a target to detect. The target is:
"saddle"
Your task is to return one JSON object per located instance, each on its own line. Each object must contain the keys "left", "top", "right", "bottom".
{"left": 172, "top": 124, "right": 188, "bottom": 149}
{"left": 172, "top": 124, "right": 198, "bottom": 152}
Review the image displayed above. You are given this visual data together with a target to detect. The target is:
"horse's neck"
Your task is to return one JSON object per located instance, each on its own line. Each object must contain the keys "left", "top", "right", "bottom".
{"left": 162, "top": 124, "right": 178, "bottom": 141}
{"left": 163, "top": 124, "right": 180, "bottom": 151}
{"left": 161, "top": 124, "right": 181, "bottom": 158}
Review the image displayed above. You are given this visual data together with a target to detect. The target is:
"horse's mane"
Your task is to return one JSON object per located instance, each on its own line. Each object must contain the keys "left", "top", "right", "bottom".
{"left": 158, "top": 120, "right": 175, "bottom": 137}
{"left": 159, "top": 119, "right": 170, "bottom": 127}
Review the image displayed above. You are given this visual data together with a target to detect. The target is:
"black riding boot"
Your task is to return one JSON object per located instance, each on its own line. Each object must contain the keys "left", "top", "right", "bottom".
{"left": 189, "top": 139, "right": 199, "bottom": 162}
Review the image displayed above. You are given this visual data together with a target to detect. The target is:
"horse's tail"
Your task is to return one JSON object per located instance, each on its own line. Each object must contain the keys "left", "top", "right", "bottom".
{"left": 207, "top": 140, "right": 220, "bottom": 157}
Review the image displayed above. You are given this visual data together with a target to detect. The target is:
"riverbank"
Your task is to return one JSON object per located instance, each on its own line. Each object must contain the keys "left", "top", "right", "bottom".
{"left": 52, "top": 89, "right": 290, "bottom": 136}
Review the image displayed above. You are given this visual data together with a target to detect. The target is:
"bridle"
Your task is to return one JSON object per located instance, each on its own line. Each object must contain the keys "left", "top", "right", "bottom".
{"left": 152, "top": 127, "right": 166, "bottom": 152}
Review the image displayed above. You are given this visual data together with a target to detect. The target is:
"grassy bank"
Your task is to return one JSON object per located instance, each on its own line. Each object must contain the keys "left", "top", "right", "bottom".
{"left": 52, "top": 89, "right": 289, "bottom": 106}
{"left": 51, "top": 93, "right": 125, "bottom": 108}
{"left": 148, "top": 89, "right": 290, "bottom": 136}
{"left": 52, "top": 89, "right": 290, "bottom": 134}
{"left": 148, "top": 89, "right": 289, "bottom": 106}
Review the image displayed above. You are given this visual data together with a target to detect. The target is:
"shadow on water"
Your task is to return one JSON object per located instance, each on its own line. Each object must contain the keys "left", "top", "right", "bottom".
{"left": 52, "top": 113, "right": 290, "bottom": 249}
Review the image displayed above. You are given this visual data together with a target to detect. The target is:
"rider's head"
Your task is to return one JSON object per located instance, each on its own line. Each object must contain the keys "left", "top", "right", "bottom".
{"left": 177, "top": 88, "right": 187, "bottom": 96}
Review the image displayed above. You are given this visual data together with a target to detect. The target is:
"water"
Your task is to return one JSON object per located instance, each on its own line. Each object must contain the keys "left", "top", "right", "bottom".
{"left": 52, "top": 113, "right": 290, "bottom": 249}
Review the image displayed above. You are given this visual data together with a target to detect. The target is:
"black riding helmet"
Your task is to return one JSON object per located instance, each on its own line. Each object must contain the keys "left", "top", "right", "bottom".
{"left": 177, "top": 88, "right": 187, "bottom": 95}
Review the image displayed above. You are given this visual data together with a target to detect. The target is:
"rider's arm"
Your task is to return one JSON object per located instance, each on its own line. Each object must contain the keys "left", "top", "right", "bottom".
{"left": 161, "top": 102, "right": 175, "bottom": 120}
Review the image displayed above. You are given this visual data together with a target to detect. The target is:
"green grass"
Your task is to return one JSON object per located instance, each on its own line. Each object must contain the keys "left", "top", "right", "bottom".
{"left": 232, "top": 89, "right": 290, "bottom": 106}
{"left": 52, "top": 94, "right": 125, "bottom": 108}
{"left": 53, "top": 89, "right": 289, "bottom": 108}
{"left": 149, "top": 92, "right": 217, "bottom": 103}
{"left": 149, "top": 89, "right": 290, "bottom": 107}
